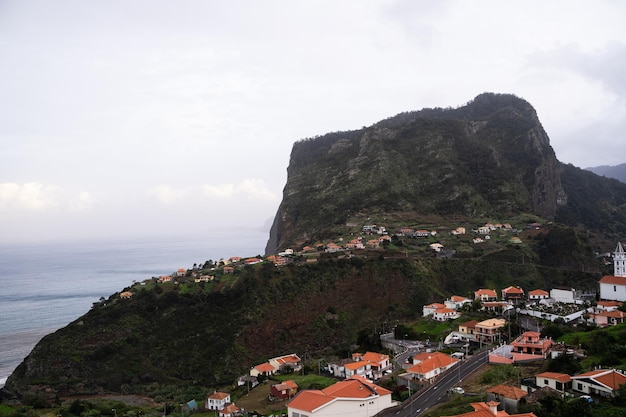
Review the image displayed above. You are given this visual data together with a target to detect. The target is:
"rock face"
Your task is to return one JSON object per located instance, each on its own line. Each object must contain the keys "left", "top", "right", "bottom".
{"left": 266, "top": 93, "right": 567, "bottom": 254}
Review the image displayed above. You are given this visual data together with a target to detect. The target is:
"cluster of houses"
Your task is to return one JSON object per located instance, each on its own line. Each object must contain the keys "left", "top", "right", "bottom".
{"left": 423, "top": 242, "right": 626, "bottom": 328}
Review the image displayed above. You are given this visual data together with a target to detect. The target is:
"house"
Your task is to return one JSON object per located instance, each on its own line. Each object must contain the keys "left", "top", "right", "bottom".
{"left": 206, "top": 391, "right": 231, "bottom": 410}
{"left": 481, "top": 301, "right": 511, "bottom": 314}
{"left": 175, "top": 268, "right": 187, "bottom": 277}
{"left": 327, "top": 358, "right": 354, "bottom": 378}
{"left": 399, "top": 227, "right": 414, "bottom": 236}
{"left": 269, "top": 353, "right": 302, "bottom": 373}
{"left": 485, "top": 384, "right": 528, "bottom": 414}
{"left": 475, "top": 318, "right": 506, "bottom": 344}
{"left": 589, "top": 309, "right": 626, "bottom": 327}
{"left": 415, "top": 230, "right": 430, "bottom": 237}
{"left": 406, "top": 352, "right": 458, "bottom": 383}
{"left": 287, "top": 375, "right": 395, "bottom": 417}
{"left": 244, "top": 257, "right": 262, "bottom": 265}
{"left": 596, "top": 300, "right": 622, "bottom": 311}
{"left": 423, "top": 303, "right": 446, "bottom": 317}
{"left": 433, "top": 307, "right": 461, "bottom": 321}
{"left": 571, "top": 369, "right": 626, "bottom": 398}
{"left": 599, "top": 275, "right": 626, "bottom": 302}
{"left": 534, "top": 372, "right": 572, "bottom": 396}
{"left": 451, "top": 227, "right": 466, "bottom": 235}
{"left": 120, "top": 291, "right": 133, "bottom": 299}
{"left": 445, "top": 295, "right": 472, "bottom": 310}
{"left": 223, "top": 266, "right": 234, "bottom": 274}
{"left": 475, "top": 289, "right": 498, "bottom": 302}
{"left": 356, "top": 351, "right": 391, "bottom": 379}
{"left": 158, "top": 275, "right": 172, "bottom": 283}
{"left": 429, "top": 243, "right": 444, "bottom": 252}
{"left": 599, "top": 242, "right": 626, "bottom": 301}
{"left": 501, "top": 286, "right": 525, "bottom": 304}
{"left": 270, "top": 380, "right": 298, "bottom": 401}
{"left": 218, "top": 403, "right": 241, "bottom": 417}
{"left": 458, "top": 320, "right": 478, "bottom": 340}
{"left": 344, "top": 361, "right": 371, "bottom": 378}
{"left": 250, "top": 362, "right": 276, "bottom": 377}
{"left": 528, "top": 289, "right": 549, "bottom": 301}
{"left": 440, "top": 401, "right": 537, "bottom": 417}
{"left": 510, "top": 332, "right": 553, "bottom": 357}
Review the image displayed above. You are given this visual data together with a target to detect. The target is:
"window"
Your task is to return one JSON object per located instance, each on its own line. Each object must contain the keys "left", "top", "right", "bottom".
{"left": 544, "top": 379, "right": 548, "bottom": 385}
{"left": 614, "top": 286, "right": 617, "bottom": 292}
{"left": 578, "top": 383, "right": 583, "bottom": 391}
{"left": 292, "top": 413, "right": 300, "bottom": 417}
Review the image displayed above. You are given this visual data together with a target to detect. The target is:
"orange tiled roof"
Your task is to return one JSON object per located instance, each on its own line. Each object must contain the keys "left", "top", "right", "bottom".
{"left": 599, "top": 275, "right": 626, "bottom": 285}
{"left": 536, "top": 372, "right": 571, "bottom": 383}
{"left": 425, "top": 303, "right": 446, "bottom": 308}
{"left": 362, "top": 351, "right": 388, "bottom": 363}
{"left": 208, "top": 391, "right": 230, "bottom": 400}
{"left": 451, "top": 295, "right": 470, "bottom": 302}
{"left": 460, "top": 320, "right": 479, "bottom": 328}
{"left": 597, "top": 300, "right": 623, "bottom": 308}
{"left": 253, "top": 362, "right": 275, "bottom": 373}
{"left": 288, "top": 376, "right": 391, "bottom": 412}
{"left": 502, "top": 286, "right": 524, "bottom": 294}
{"left": 475, "top": 289, "right": 497, "bottom": 296}
{"left": 408, "top": 352, "right": 457, "bottom": 375}
{"left": 573, "top": 369, "right": 626, "bottom": 390}
{"left": 528, "top": 289, "right": 549, "bottom": 296}
{"left": 486, "top": 384, "right": 528, "bottom": 400}
{"left": 276, "top": 354, "right": 300, "bottom": 364}
{"left": 345, "top": 360, "right": 369, "bottom": 371}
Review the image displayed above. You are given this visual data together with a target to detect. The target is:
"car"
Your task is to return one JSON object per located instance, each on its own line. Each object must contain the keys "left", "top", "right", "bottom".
{"left": 450, "top": 387, "right": 465, "bottom": 395}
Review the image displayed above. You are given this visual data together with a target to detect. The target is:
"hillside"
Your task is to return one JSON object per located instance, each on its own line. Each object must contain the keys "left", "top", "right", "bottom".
{"left": 4, "top": 92, "right": 626, "bottom": 403}
{"left": 586, "top": 163, "right": 626, "bottom": 184}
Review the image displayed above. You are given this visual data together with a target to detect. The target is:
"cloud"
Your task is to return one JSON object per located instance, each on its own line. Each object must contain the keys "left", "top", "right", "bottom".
{"left": 0, "top": 182, "right": 58, "bottom": 210}
{"left": 148, "top": 185, "right": 187, "bottom": 205}
{"left": 68, "top": 191, "right": 95, "bottom": 211}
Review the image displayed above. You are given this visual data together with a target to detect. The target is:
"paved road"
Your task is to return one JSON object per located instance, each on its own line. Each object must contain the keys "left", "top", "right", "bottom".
{"left": 380, "top": 349, "right": 490, "bottom": 417}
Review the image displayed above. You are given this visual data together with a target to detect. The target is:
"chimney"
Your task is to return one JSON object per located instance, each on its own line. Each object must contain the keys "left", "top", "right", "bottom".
{"left": 487, "top": 401, "right": 499, "bottom": 416}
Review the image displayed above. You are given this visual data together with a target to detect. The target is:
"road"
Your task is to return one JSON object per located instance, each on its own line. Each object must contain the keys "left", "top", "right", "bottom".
{"left": 380, "top": 349, "right": 490, "bottom": 417}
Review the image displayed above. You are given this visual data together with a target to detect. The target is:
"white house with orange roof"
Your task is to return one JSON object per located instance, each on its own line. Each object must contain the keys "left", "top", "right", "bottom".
{"left": 474, "top": 289, "right": 498, "bottom": 302}
{"left": 406, "top": 351, "right": 458, "bottom": 383}
{"left": 510, "top": 331, "right": 553, "bottom": 357}
{"left": 287, "top": 375, "right": 395, "bottom": 417}
{"left": 534, "top": 372, "right": 572, "bottom": 396}
{"left": 502, "top": 286, "right": 525, "bottom": 304}
{"left": 528, "top": 289, "right": 549, "bottom": 302}
{"left": 572, "top": 369, "right": 626, "bottom": 398}
{"left": 589, "top": 309, "right": 626, "bottom": 327}
{"left": 218, "top": 403, "right": 241, "bottom": 417}
{"left": 433, "top": 308, "right": 461, "bottom": 321}
{"left": 423, "top": 302, "right": 446, "bottom": 317}
{"left": 206, "top": 391, "right": 231, "bottom": 410}
{"left": 445, "top": 295, "right": 472, "bottom": 310}
{"left": 269, "top": 353, "right": 302, "bottom": 373}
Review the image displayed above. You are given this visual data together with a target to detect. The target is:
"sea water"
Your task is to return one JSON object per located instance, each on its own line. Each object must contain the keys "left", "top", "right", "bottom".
{"left": 0, "top": 231, "right": 269, "bottom": 387}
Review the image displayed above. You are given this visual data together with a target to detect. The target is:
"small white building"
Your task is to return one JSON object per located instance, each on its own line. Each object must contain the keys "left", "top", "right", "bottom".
{"left": 550, "top": 287, "right": 576, "bottom": 304}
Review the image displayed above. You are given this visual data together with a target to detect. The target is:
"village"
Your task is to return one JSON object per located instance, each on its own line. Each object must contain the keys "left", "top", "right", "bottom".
{"left": 120, "top": 224, "right": 626, "bottom": 417}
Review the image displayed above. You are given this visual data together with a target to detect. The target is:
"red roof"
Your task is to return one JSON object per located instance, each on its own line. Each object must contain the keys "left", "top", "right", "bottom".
{"left": 573, "top": 369, "right": 626, "bottom": 390}
{"left": 486, "top": 384, "right": 528, "bottom": 400}
{"left": 288, "top": 376, "right": 390, "bottom": 412}
{"left": 536, "top": 372, "right": 571, "bottom": 383}
{"left": 529, "top": 289, "right": 549, "bottom": 296}
{"left": 253, "top": 362, "right": 275, "bottom": 373}
{"left": 502, "top": 286, "right": 524, "bottom": 294}
{"left": 599, "top": 275, "right": 626, "bottom": 285}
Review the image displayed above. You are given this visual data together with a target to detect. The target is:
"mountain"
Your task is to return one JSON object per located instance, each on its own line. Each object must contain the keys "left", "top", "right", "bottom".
{"left": 266, "top": 93, "right": 626, "bottom": 253}
{"left": 586, "top": 163, "right": 626, "bottom": 184}
{"left": 5, "top": 92, "right": 626, "bottom": 403}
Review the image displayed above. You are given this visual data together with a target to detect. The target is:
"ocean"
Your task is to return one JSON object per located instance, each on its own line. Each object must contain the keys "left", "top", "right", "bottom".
{"left": 0, "top": 230, "right": 269, "bottom": 388}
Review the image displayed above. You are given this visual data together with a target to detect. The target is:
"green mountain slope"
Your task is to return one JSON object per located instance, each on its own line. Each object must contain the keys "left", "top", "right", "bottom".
{"left": 4, "top": 92, "right": 626, "bottom": 402}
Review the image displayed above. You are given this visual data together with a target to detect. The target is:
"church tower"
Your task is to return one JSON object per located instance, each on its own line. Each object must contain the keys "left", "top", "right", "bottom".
{"left": 615, "top": 242, "right": 626, "bottom": 277}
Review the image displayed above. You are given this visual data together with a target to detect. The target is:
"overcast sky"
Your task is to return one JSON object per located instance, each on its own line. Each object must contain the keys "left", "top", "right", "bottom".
{"left": 1, "top": 0, "right": 625, "bottom": 243}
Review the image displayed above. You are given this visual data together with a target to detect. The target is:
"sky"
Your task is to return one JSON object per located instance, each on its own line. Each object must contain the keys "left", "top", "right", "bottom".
{"left": 1, "top": 0, "right": 625, "bottom": 244}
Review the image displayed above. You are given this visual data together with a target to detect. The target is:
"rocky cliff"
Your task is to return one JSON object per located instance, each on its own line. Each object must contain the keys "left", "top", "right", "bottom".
{"left": 266, "top": 93, "right": 569, "bottom": 253}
